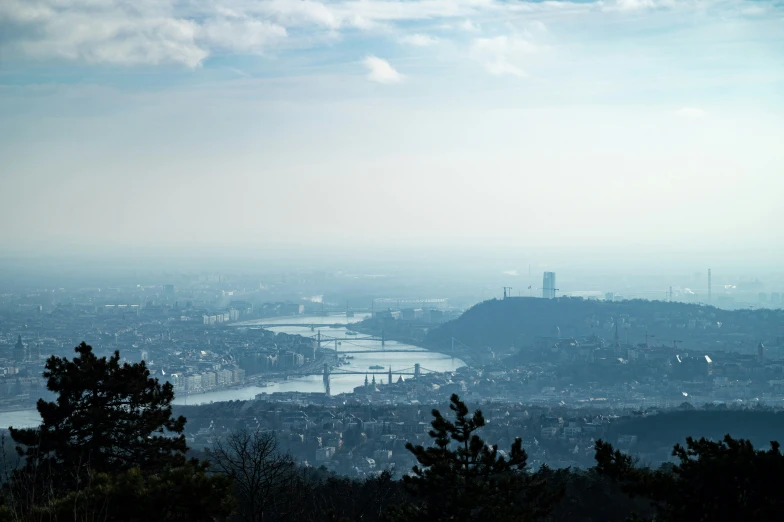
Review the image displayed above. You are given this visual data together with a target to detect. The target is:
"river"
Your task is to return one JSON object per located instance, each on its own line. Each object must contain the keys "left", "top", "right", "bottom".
{"left": 0, "top": 314, "right": 464, "bottom": 428}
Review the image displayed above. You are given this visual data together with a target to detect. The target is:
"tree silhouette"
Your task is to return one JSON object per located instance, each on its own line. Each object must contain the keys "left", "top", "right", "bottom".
{"left": 301, "top": 468, "right": 404, "bottom": 522}
{"left": 9, "top": 342, "right": 187, "bottom": 489}
{"left": 208, "top": 429, "right": 297, "bottom": 522}
{"left": 2, "top": 342, "right": 234, "bottom": 521}
{"left": 595, "top": 434, "right": 784, "bottom": 521}
{"left": 388, "top": 393, "right": 557, "bottom": 521}
{"left": 15, "top": 461, "right": 234, "bottom": 522}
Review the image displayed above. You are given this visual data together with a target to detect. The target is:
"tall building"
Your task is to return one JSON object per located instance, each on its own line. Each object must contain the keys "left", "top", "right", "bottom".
{"left": 13, "top": 335, "right": 26, "bottom": 364}
{"left": 542, "top": 272, "right": 556, "bottom": 299}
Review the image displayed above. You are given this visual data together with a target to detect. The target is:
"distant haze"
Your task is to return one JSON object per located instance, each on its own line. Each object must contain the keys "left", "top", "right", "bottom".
{"left": 1, "top": 0, "right": 782, "bottom": 263}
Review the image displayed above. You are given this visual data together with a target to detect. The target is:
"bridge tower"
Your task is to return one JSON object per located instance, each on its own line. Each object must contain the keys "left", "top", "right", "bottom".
{"left": 414, "top": 363, "right": 421, "bottom": 379}
{"left": 323, "top": 363, "right": 331, "bottom": 396}
{"left": 388, "top": 367, "right": 393, "bottom": 386}
{"left": 381, "top": 329, "right": 385, "bottom": 349}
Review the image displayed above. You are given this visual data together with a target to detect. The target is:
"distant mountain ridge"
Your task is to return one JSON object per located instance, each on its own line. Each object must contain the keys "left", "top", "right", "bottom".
{"left": 424, "top": 297, "right": 784, "bottom": 354}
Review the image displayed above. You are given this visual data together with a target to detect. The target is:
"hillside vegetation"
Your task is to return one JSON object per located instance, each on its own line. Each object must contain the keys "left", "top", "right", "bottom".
{"left": 424, "top": 297, "right": 783, "bottom": 353}
{"left": 606, "top": 408, "right": 784, "bottom": 451}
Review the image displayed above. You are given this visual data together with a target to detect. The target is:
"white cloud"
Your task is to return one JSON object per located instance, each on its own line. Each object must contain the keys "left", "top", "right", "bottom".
{"left": 460, "top": 19, "right": 481, "bottom": 32}
{"left": 0, "top": 0, "right": 287, "bottom": 67}
{"left": 200, "top": 17, "right": 287, "bottom": 54}
{"left": 253, "top": 0, "right": 342, "bottom": 30}
{"left": 1, "top": 0, "right": 479, "bottom": 67}
{"left": 603, "top": 0, "right": 678, "bottom": 12}
{"left": 0, "top": 0, "right": 779, "bottom": 70}
{"left": 674, "top": 107, "right": 708, "bottom": 118}
{"left": 363, "top": 56, "right": 403, "bottom": 84}
{"left": 472, "top": 35, "right": 540, "bottom": 77}
{"left": 618, "top": 0, "right": 658, "bottom": 10}
{"left": 331, "top": 0, "right": 487, "bottom": 25}
{"left": 24, "top": 17, "right": 207, "bottom": 68}
{"left": 399, "top": 33, "right": 439, "bottom": 47}
{"left": 0, "top": 0, "right": 204, "bottom": 67}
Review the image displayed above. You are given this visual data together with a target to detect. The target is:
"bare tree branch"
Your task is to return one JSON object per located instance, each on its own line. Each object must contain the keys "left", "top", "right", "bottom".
{"left": 208, "top": 429, "right": 297, "bottom": 522}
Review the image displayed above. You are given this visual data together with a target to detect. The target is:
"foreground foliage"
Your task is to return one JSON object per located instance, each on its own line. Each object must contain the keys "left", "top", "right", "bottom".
{"left": 10, "top": 342, "right": 188, "bottom": 485}
{"left": 387, "top": 393, "right": 559, "bottom": 522}
{"left": 2, "top": 342, "right": 784, "bottom": 522}
{"left": 1, "top": 343, "right": 233, "bottom": 521}
{"left": 595, "top": 434, "right": 784, "bottom": 521}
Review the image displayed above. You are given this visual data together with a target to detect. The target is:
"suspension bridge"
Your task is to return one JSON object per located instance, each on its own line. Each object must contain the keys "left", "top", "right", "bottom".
{"left": 304, "top": 334, "right": 471, "bottom": 395}
{"left": 313, "top": 335, "right": 471, "bottom": 384}
{"left": 247, "top": 323, "right": 471, "bottom": 395}
{"left": 248, "top": 326, "right": 463, "bottom": 357}
{"left": 251, "top": 323, "right": 348, "bottom": 329}
{"left": 298, "top": 363, "right": 440, "bottom": 380}
{"left": 309, "top": 331, "right": 469, "bottom": 359}
{"left": 309, "top": 330, "right": 431, "bottom": 354}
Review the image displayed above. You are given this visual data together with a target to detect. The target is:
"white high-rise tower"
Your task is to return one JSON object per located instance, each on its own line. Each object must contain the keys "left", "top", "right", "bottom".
{"left": 542, "top": 272, "right": 556, "bottom": 299}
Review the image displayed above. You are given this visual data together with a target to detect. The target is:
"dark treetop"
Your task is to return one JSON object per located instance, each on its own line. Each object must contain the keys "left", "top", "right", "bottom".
{"left": 10, "top": 342, "right": 188, "bottom": 485}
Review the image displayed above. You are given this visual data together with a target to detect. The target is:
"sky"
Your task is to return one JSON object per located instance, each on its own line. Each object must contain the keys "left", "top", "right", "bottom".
{"left": 1, "top": 0, "right": 783, "bottom": 264}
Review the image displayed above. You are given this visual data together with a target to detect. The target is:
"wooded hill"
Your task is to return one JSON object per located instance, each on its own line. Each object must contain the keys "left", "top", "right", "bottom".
{"left": 424, "top": 297, "right": 783, "bottom": 353}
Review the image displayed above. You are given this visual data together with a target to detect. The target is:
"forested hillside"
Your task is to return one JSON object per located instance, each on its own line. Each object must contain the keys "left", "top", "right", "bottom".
{"left": 424, "top": 297, "right": 784, "bottom": 353}
{"left": 606, "top": 408, "right": 784, "bottom": 452}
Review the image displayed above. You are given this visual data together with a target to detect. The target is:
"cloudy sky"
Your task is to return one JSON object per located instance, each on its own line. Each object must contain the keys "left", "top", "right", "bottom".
{"left": 1, "top": 0, "right": 782, "bottom": 259}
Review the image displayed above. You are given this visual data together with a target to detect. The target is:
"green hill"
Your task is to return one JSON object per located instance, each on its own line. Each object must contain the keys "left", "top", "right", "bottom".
{"left": 424, "top": 297, "right": 783, "bottom": 354}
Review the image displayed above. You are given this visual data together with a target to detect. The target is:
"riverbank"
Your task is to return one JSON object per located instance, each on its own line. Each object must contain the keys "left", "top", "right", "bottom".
{"left": 0, "top": 314, "right": 466, "bottom": 422}
{"left": 351, "top": 319, "right": 481, "bottom": 367}
{"left": 231, "top": 312, "right": 371, "bottom": 328}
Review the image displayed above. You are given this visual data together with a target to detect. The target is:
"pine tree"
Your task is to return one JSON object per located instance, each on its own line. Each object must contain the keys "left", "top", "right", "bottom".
{"left": 388, "top": 393, "right": 557, "bottom": 521}
{"left": 9, "top": 342, "right": 187, "bottom": 489}
{"left": 594, "top": 434, "right": 784, "bottom": 521}
{"left": 2, "top": 342, "right": 235, "bottom": 521}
